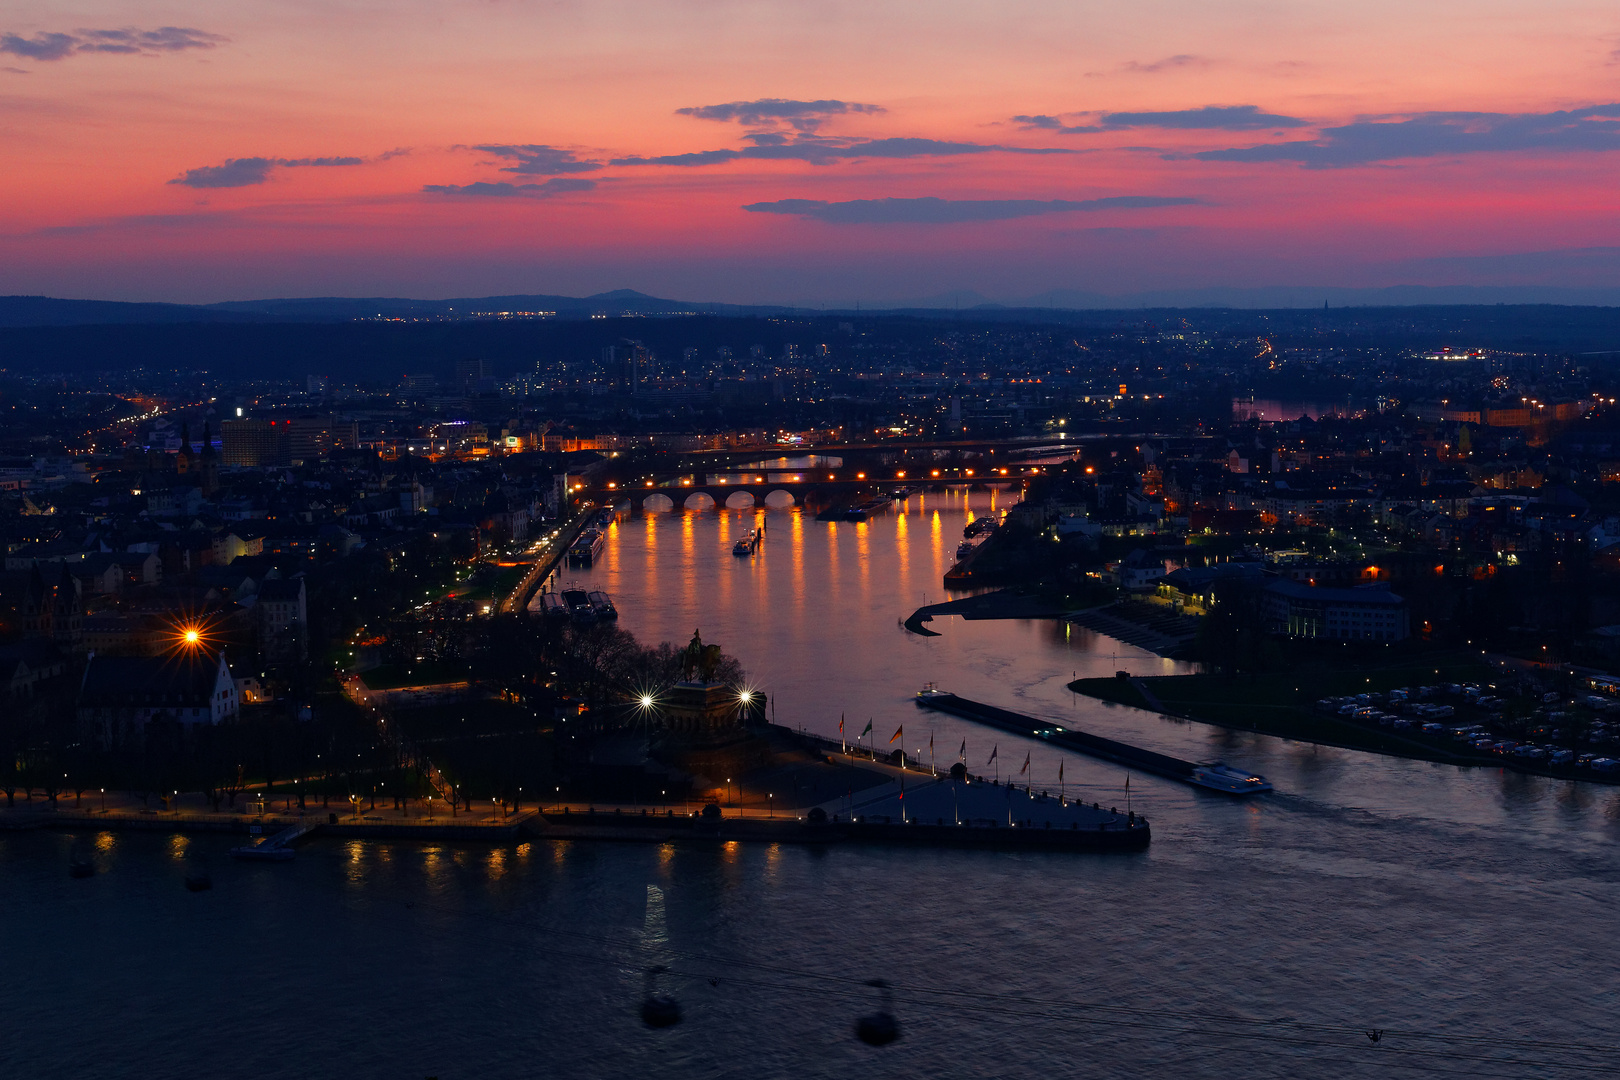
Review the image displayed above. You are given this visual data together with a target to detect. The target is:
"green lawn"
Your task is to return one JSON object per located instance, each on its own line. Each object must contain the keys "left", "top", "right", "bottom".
{"left": 362, "top": 660, "right": 472, "bottom": 690}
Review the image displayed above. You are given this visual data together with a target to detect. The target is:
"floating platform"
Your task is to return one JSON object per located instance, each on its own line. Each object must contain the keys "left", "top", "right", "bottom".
{"left": 915, "top": 689, "right": 1271, "bottom": 795}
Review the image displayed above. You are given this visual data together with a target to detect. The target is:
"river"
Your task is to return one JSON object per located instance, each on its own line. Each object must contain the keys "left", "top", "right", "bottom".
{"left": 5, "top": 491, "right": 1617, "bottom": 1078}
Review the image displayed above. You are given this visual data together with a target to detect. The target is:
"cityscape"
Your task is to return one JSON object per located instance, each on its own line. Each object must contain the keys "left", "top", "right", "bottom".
{"left": 4, "top": 2, "right": 1620, "bottom": 1078}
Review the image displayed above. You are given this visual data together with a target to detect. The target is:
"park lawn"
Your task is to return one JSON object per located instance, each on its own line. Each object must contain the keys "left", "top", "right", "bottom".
{"left": 362, "top": 660, "right": 472, "bottom": 690}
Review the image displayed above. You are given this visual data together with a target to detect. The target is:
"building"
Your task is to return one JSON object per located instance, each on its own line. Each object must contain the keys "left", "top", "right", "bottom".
{"left": 221, "top": 418, "right": 279, "bottom": 467}
{"left": 77, "top": 650, "right": 240, "bottom": 740}
{"left": 257, "top": 577, "right": 307, "bottom": 659}
{"left": 0, "top": 640, "right": 68, "bottom": 705}
{"left": 456, "top": 358, "right": 494, "bottom": 396}
{"left": 22, "top": 563, "right": 83, "bottom": 652}
{"left": 221, "top": 415, "right": 357, "bottom": 466}
{"left": 1261, "top": 580, "right": 1410, "bottom": 641}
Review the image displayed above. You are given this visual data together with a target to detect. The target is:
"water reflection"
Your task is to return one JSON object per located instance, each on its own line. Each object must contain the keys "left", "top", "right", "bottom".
{"left": 572, "top": 493, "right": 1620, "bottom": 848}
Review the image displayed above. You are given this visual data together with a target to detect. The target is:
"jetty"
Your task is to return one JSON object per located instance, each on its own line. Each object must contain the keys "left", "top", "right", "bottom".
{"left": 915, "top": 690, "right": 1270, "bottom": 795}
{"left": 527, "top": 790, "right": 1148, "bottom": 852}
{"left": 230, "top": 819, "right": 321, "bottom": 860}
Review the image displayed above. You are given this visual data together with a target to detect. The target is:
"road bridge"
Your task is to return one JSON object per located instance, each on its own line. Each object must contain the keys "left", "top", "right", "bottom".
{"left": 618, "top": 473, "right": 1024, "bottom": 511}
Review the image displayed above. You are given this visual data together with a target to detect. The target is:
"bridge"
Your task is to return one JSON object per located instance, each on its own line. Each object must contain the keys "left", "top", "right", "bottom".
{"left": 611, "top": 470, "right": 1028, "bottom": 511}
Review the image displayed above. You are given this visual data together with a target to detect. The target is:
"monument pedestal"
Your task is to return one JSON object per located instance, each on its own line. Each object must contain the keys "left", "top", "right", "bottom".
{"left": 653, "top": 681, "right": 770, "bottom": 782}
{"left": 660, "top": 682, "right": 746, "bottom": 742}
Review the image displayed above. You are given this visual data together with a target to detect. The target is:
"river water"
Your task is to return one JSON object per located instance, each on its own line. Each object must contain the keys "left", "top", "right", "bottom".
{"left": 6, "top": 492, "right": 1618, "bottom": 1078}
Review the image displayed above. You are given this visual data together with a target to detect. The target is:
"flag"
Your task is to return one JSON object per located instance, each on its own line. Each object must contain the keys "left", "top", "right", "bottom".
{"left": 958, "top": 739, "right": 966, "bottom": 759}
{"left": 839, "top": 714, "right": 844, "bottom": 735}
{"left": 929, "top": 733, "right": 934, "bottom": 752}
{"left": 889, "top": 724, "right": 903, "bottom": 745}
{"left": 987, "top": 745, "right": 998, "bottom": 765}
{"left": 860, "top": 719, "right": 873, "bottom": 738}
{"left": 1020, "top": 752, "right": 1030, "bottom": 775}
{"left": 1059, "top": 761, "right": 1064, "bottom": 782}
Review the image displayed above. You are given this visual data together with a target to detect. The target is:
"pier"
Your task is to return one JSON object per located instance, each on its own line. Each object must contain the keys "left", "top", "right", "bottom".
{"left": 915, "top": 691, "right": 1270, "bottom": 795}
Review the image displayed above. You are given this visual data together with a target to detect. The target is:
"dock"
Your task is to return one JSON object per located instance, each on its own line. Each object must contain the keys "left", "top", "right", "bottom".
{"left": 230, "top": 819, "right": 321, "bottom": 859}
{"left": 528, "top": 793, "right": 1148, "bottom": 852}
{"left": 914, "top": 690, "right": 1270, "bottom": 795}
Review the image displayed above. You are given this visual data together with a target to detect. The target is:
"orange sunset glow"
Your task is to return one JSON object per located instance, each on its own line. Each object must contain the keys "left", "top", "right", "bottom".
{"left": 1, "top": 2, "right": 1617, "bottom": 303}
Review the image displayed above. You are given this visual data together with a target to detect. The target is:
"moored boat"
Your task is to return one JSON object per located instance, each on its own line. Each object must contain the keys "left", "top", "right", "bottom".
{"left": 562, "top": 587, "right": 596, "bottom": 623}
{"left": 568, "top": 528, "right": 606, "bottom": 566}
{"left": 588, "top": 590, "right": 618, "bottom": 619}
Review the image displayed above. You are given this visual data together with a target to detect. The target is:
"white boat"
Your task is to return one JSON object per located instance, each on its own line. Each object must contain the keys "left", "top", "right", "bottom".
{"left": 1187, "top": 762, "right": 1273, "bottom": 794}
{"left": 732, "top": 538, "right": 754, "bottom": 556}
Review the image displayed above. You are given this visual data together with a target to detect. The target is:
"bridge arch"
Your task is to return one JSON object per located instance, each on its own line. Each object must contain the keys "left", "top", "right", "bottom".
{"left": 641, "top": 493, "right": 675, "bottom": 511}
{"left": 723, "top": 490, "right": 756, "bottom": 509}
{"left": 682, "top": 491, "right": 717, "bottom": 511}
{"left": 763, "top": 489, "right": 797, "bottom": 508}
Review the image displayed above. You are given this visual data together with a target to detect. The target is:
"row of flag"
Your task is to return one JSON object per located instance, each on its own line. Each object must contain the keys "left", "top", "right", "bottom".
{"left": 838, "top": 713, "right": 1069, "bottom": 781}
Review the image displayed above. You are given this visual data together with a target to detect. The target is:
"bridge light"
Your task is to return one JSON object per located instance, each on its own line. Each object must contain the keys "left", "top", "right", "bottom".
{"left": 965, "top": 469, "right": 974, "bottom": 476}
{"left": 896, "top": 471, "right": 906, "bottom": 478}
{"left": 856, "top": 472, "right": 865, "bottom": 479}
{"left": 646, "top": 481, "right": 654, "bottom": 487}
{"left": 931, "top": 470, "right": 940, "bottom": 477}
{"left": 606, "top": 482, "right": 616, "bottom": 489}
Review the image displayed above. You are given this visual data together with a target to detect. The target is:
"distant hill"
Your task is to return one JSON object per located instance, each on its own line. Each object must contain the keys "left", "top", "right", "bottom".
{"left": 5, "top": 283, "right": 1619, "bottom": 330}
{"left": 0, "top": 291, "right": 795, "bottom": 328}
{"left": 0, "top": 295, "right": 258, "bottom": 328}
{"left": 199, "top": 290, "right": 793, "bottom": 321}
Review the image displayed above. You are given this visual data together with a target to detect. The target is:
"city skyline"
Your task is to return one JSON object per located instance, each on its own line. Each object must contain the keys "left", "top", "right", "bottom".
{"left": 3, "top": 1, "right": 1619, "bottom": 303}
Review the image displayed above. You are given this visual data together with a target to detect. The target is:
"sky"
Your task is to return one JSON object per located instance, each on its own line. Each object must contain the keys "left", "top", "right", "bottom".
{"left": 1, "top": 0, "right": 1619, "bottom": 305}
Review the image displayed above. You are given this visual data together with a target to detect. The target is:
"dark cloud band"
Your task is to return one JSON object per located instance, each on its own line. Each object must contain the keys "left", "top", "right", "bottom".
{"left": 617, "top": 136, "right": 1075, "bottom": 168}
{"left": 677, "top": 98, "right": 885, "bottom": 132}
{"left": 0, "top": 26, "right": 224, "bottom": 61}
{"left": 422, "top": 179, "right": 597, "bottom": 198}
{"left": 1015, "top": 105, "right": 1306, "bottom": 134}
{"left": 1196, "top": 104, "right": 1620, "bottom": 167}
{"left": 168, "top": 155, "right": 369, "bottom": 189}
{"left": 742, "top": 195, "right": 1201, "bottom": 224}
{"left": 471, "top": 145, "right": 603, "bottom": 175}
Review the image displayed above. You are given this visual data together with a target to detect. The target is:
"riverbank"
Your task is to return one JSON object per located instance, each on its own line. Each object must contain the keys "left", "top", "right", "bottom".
{"left": 903, "top": 586, "right": 1109, "bottom": 636}
{"left": 1069, "top": 662, "right": 1620, "bottom": 785}
{"left": 900, "top": 592, "right": 1088, "bottom": 634}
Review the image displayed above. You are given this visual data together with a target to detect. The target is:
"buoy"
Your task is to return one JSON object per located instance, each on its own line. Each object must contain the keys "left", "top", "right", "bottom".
{"left": 855, "top": 979, "right": 900, "bottom": 1046}
{"left": 641, "top": 965, "right": 682, "bottom": 1029}
{"left": 641, "top": 995, "right": 682, "bottom": 1028}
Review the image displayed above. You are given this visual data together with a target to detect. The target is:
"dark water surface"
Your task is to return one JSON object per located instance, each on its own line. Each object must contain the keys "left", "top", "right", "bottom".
{"left": 7, "top": 493, "right": 1619, "bottom": 1078}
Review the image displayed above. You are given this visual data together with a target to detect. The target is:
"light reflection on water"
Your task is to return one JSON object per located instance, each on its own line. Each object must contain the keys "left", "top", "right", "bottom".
{"left": 5, "top": 492, "right": 1620, "bottom": 1078}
